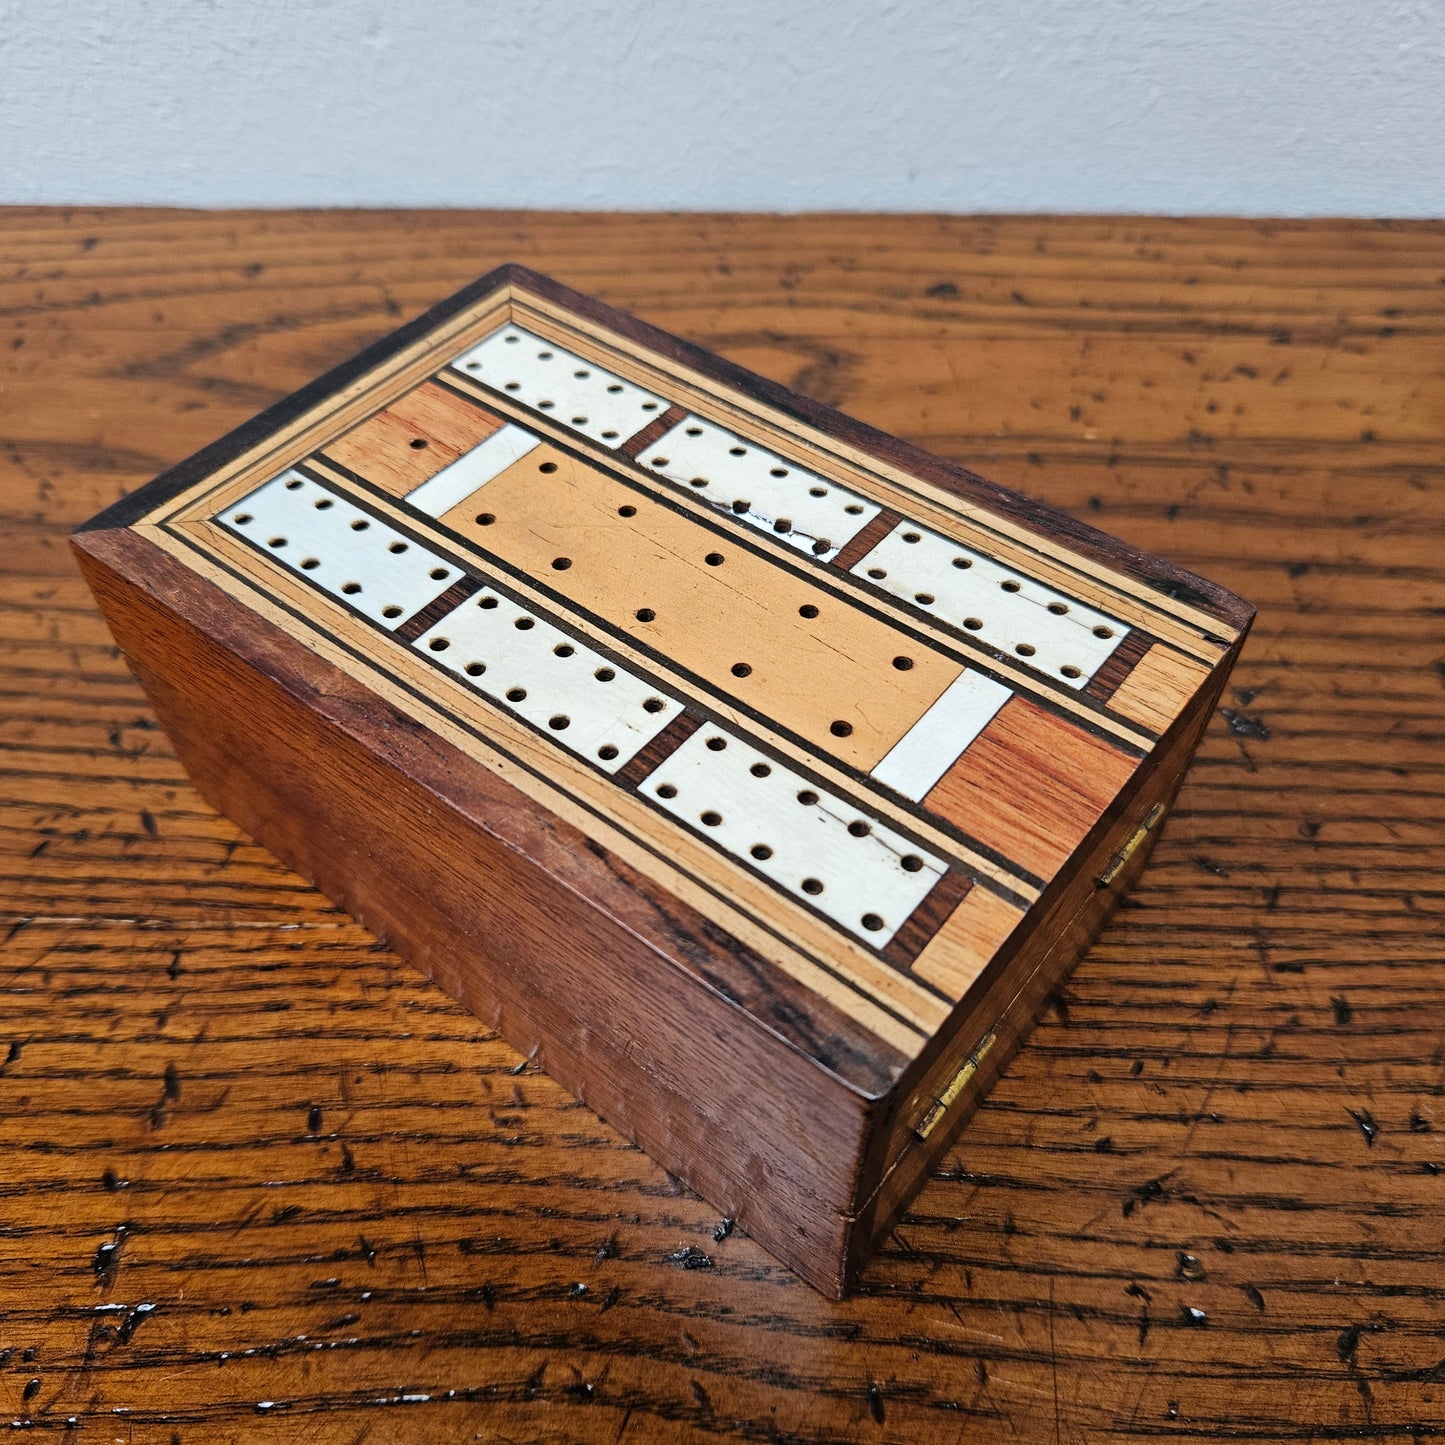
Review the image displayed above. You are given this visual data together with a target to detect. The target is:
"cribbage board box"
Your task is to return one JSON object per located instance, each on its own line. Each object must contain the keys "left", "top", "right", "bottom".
{"left": 73, "top": 264, "right": 1253, "bottom": 1295}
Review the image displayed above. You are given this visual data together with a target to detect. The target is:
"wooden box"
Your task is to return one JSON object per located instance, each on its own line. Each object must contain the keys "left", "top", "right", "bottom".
{"left": 72, "top": 265, "right": 1253, "bottom": 1296}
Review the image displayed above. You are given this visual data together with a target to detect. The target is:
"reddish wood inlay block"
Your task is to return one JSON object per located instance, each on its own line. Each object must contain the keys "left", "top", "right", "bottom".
{"left": 325, "top": 380, "right": 504, "bottom": 495}
{"left": 926, "top": 696, "right": 1140, "bottom": 880}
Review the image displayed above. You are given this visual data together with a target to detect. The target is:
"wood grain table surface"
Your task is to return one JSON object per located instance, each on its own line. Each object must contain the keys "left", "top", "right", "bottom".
{"left": 1, "top": 209, "right": 1441, "bottom": 1444}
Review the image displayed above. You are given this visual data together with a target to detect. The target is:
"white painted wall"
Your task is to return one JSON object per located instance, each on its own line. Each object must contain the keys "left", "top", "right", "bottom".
{"left": 2, "top": 0, "right": 1441, "bottom": 215}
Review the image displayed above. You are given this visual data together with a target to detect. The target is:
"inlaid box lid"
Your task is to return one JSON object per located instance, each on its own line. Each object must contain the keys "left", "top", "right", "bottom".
{"left": 79, "top": 265, "right": 1252, "bottom": 1092}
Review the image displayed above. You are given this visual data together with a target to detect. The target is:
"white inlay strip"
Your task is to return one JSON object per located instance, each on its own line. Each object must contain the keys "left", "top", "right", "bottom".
{"left": 406, "top": 423, "right": 540, "bottom": 517}
{"left": 870, "top": 670, "right": 1012, "bottom": 802}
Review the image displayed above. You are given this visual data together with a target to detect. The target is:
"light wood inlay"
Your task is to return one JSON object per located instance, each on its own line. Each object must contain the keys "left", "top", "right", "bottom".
{"left": 910, "top": 886, "right": 1026, "bottom": 1002}
{"left": 439, "top": 441, "right": 964, "bottom": 771}
{"left": 1109, "top": 642, "right": 1212, "bottom": 732}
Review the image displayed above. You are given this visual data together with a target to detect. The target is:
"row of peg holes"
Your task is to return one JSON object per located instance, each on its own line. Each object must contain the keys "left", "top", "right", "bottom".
{"left": 649, "top": 430, "right": 860, "bottom": 556}
{"left": 862, "top": 536, "right": 1112, "bottom": 678}
{"left": 654, "top": 733, "right": 923, "bottom": 932}
{"left": 426, "top": 598, "right": 667, "bottom": 761}
{"left": 231, "top": 497, "right": 448, "bottom": 620}
{"left": 463, "top": 335, "right": 660, "bottom": 440}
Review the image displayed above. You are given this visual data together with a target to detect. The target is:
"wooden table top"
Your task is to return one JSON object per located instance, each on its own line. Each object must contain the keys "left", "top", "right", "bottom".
{"left": 3, "top": 209, "right": 1441, "bottom": 1443}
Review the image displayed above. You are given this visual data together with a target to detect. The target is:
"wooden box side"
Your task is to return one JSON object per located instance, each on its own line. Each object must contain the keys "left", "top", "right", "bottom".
{"left": 841, "top": 629, "right": 1246, "bottom": 1287}
{"left": 73, "top": 527, "right": 889, "bottom": 1295}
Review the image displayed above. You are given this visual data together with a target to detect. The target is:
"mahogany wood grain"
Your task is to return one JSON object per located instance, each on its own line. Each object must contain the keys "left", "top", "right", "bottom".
{"left": 323, "top": 378, "right": 505, "bottom": 496}
{"left": 925, "top": 695, "right": 1142, "bottom": 880}
{"left": 2, "top": 208, "right": 1441, "bottom": 1441}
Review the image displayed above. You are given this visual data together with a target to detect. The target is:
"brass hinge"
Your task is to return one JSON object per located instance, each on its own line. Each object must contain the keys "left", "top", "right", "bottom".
{"left": 914, "top": 1031, "right": 997, "bottom": 1142}
{"left": 1096, "top": 803, "right": 1166, "bottom": 889}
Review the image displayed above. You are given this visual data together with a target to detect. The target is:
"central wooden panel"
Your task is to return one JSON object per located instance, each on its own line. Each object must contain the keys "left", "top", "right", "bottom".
{"left": 440, "top": 441, "right": 963, "bottom": 770}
